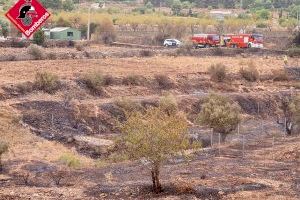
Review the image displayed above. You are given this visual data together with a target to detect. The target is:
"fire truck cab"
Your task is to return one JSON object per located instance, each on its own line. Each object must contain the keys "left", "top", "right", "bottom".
{"left": 224, "top": 34, "right": 264, "bottom": 49}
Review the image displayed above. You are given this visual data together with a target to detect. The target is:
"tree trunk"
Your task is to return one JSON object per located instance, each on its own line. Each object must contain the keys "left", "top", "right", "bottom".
{"left": 220, "top": 133, "right": 227, "bottom": 143}
{"left": 151, "top": 163, "right": 162, "bottom": 193}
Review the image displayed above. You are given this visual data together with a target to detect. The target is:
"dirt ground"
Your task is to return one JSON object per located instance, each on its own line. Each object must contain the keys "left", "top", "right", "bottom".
{"left": 0, "top": 53, "right": 299, "bottom": 199}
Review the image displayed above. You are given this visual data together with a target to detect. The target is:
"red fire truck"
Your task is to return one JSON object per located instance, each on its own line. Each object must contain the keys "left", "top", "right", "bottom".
{"left": 191, "top": 34, "right": 220, "bottom": 48}
{"left": 223, "top": 34, "right": 264, "bottom": 48}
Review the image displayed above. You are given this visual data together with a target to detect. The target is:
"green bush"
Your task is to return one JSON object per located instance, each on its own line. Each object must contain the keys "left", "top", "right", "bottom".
{"left": 208, "top": 63, "right": 227, "bottom": 82}
{"left": 33, "top": 29, "right": 46, "bottom": 46}
{"left": 34, "top": 72, "right": 60, "bottom": 94}
{"left": 197, "top": 93, "right": 241, "bottom": 142}
{"left": 58, "top": 153, "right": 81, "bottom": 169}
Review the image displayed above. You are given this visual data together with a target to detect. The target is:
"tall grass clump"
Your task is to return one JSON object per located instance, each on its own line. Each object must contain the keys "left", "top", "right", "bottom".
{"left": 34, "top": 72, "right": 61, "bottom": 94}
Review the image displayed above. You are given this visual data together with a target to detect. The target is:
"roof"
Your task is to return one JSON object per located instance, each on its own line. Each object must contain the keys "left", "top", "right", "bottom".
{"left": 50, "top": 27, "right": 71, "bottom": 32}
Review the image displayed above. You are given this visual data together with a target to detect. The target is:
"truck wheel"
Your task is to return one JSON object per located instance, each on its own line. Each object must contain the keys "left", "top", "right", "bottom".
{"left": 204, "top": 44, "right": 211, "bottom": 48}
{"left": 248, "top": 43, "right": 252, "bottom": 48}
{"left": 231, "top": 44, "right": 237, "bottom": 48}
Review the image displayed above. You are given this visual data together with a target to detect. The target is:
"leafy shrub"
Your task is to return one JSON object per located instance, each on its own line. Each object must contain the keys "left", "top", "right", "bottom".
{"left": 197, "top": 93, "right": 241, "bottom": 142}
{"left": 34, "top": 72, "right": 60, "bottom": 94}
{"left": 159, "top": 94, "right": 178, "bottom": 116}
{"left": 239, "top": 64, "right": 260, "bottom": 82}
{"left": 58, "top": 153, "right": 81, "bottom": 169}
{"left": 121, "top": 107, "right": 190, "bottom": 193}
{"left": 27, "top": 44, "right": 45, "bottom": 60}
{"left": 154, "top": 74, "right": 174, "bottom": 89}
{"left": 122, "top": 75, "right": 144, "bottom": 86}
{"left": 33, "top": 29, "right": 45, "bottom": 46}
{"left": 208, "top": 63, "right": 227, "bottom": 82}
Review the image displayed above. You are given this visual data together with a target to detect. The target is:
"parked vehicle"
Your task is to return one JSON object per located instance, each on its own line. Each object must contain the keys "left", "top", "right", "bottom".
{"left": 163, "top": 39, "right": 181, "bottom": 47}
{"left": 224, "top": 34, "right": 264, "bottom": 48}
{"left": 191, "top": 34, "right": 220, "bottom": 48}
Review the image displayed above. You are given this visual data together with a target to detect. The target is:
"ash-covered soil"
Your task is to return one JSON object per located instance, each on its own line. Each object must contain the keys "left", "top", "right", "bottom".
{"left": 0, "top": 54, "right": 299, "bottom": 199}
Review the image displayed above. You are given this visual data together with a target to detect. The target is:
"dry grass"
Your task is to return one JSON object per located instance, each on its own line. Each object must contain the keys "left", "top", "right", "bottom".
{"left": 0, "top": 56, "right": 293, "bottom": 85}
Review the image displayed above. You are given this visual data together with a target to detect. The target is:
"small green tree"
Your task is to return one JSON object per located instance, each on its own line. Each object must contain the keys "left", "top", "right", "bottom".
{"left": 171, "top": 0, "right": 182, "bottom": 16}
{"left": 0, "top": 142, "right": 9, "bottom": 172}
{"left": 121, "top": 107, "right": 189, "bottom": 193}
{"left": 197, "top": 94, "right": 241, "bottom": 142}
{"left": 33, "top": 29, "right": 45, "bottom": 46}
{"left": 62, "top": 0, "right": 75, "bottom": 11}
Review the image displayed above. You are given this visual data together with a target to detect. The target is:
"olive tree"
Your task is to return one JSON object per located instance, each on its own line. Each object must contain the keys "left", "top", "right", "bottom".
{"left": 197, "top": 94, "right": 241, "bottom": 143}
{"left": 0, "top": 141, "right": 8, "bottom": 172}
{"left": 121, "top": 107, "right": 189, "bottom": 193}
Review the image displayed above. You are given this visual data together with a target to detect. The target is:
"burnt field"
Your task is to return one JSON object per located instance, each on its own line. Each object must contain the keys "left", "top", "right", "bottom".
{"left": 0, "top": 52, "right": 299, "bottom": 199}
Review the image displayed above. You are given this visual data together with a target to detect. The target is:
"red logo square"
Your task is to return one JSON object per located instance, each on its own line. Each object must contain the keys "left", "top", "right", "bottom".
{"left": 5, "top": 0, "right": 50, "bottom": 38}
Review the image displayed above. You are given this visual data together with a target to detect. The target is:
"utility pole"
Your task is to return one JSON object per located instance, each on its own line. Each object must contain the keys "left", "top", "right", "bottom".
{"left": 87, "top": 6, "right": 91, "bottom": 40}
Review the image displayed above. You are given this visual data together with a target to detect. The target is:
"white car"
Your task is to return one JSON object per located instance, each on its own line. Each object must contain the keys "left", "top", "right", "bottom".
{"left": 163, "top": 39, "right": 181, "bottom": 47}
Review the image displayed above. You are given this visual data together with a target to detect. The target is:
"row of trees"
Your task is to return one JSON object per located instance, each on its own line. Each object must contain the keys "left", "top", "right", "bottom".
{"left": 145, "top": 0, "right": 300, "bottom": 9}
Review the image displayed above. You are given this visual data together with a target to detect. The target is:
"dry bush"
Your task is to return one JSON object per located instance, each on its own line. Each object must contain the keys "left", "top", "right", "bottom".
{"left": 140, "top": 50, "right": 154, "bottom": 57}
{"left": 171, "top": 177, "right": 195, "bottom": 194}
{"left": 47, "top": 52, "right": 57, "bottom": 60}
{"left": 16, "top": 171, "right": 31, "bottom": 185}
{"left": 102, "top": 75, "right": 115, "bottom": 86}
{"left": 239, "top": 62, "right": 260, "bottom": 82}
{"left": 211, "top": 48, "right": 224, "bottom": 56}
{"left": 0, "top": 141, "right": 9, "bottom": 171}
{"left": 49, "top": 168, "right": 70, "bottom": 186}
{"left": 95, "top": 18, "right": 117, "bottom": 44}
{"left": 27, "top": 44, "right": 45, "bottom": 60}
{"left": 208, "top": 63, "right": 227, "bottom": 82}
{"left": 34, "top": 72, "right": 61, "bottom": 94}
{"left": 81, "top": 72, "right": 105, "bottom": 95}
{"left": 176, "top": 42, "right": 194, "bottom": 56}
{"left": 115, "top": 97, "right": 144, "bottom": 115}
{"left": 122, "top": 75, "right": 144, "bottom": 86}
{"left": 154, "top": 74, "right": 174, "bottom": 89}
{"left": 159, "top": 94, "right": 178, "bottom": 116}
{"left": 75, "top": 44, "right": 85, "bottom": 51}
{"left": 15, "top": 82, "right": 34, "bottom": 94}
{"left": 271, "top": 69, "right": 289, "bottom": 81}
